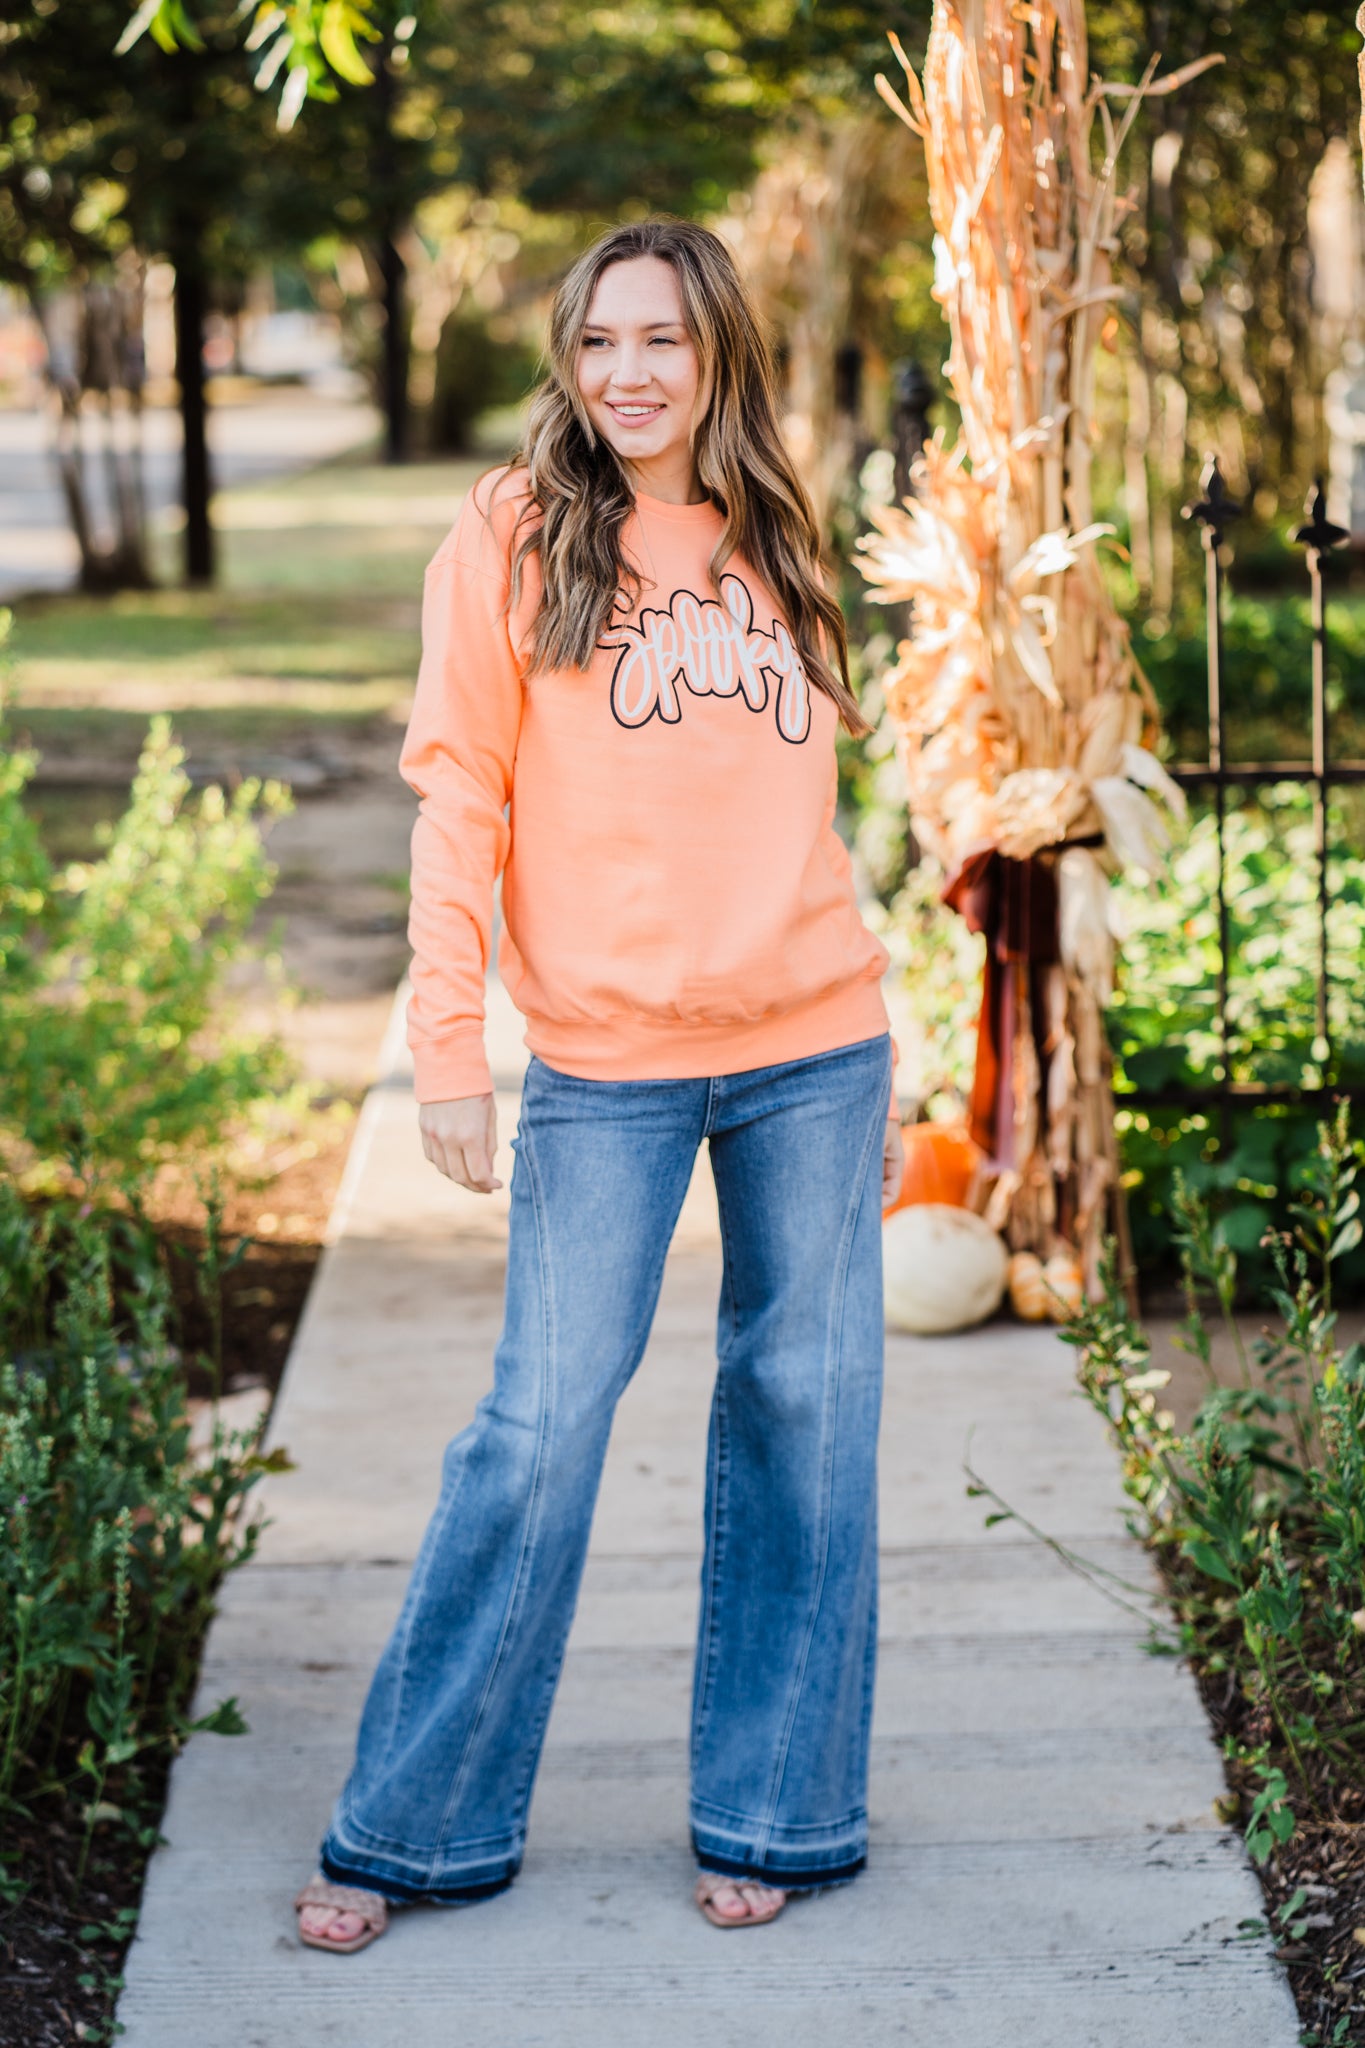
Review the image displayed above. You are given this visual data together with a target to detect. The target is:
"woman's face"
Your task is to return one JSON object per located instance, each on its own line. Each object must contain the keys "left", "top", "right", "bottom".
{"left": 575, "top": 255, "right": 705, "bottom": 495}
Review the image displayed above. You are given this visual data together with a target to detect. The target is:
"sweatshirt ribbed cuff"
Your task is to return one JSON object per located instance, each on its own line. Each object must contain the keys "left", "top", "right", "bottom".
{"left": 409, "top": 1031, "right": 494, "bottom": 1104}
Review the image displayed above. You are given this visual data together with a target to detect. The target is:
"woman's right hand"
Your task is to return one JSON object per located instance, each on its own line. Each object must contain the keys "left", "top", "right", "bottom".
{"left": 418, "top": 1094, "right": 503, "bottom": 1193}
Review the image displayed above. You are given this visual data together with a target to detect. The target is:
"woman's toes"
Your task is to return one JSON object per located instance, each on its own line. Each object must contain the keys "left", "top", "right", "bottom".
{"left": 717, "top": 1886, "right": 753, "bottom": 1918}
{"left": 740, "top": 1883, "right": 785, "bottom": 1914}
{"left": 299, "top": 1905, "right": 365, "bottom": 1943}
{"left": 698, "top": 1880, "right": 748, "bottom": 1919}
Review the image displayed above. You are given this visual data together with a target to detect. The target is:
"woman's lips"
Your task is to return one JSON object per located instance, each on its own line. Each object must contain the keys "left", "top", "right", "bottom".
{"left": 606, "top": 402, "right": 664, "bottom": 426}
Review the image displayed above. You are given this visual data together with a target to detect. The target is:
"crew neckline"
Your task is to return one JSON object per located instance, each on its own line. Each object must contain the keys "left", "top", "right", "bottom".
{"left": 632, "top": 487, "right": 722, "bottom": 524}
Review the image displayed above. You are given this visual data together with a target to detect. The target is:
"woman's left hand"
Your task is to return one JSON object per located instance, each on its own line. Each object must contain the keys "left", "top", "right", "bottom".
{"left": 882, "top": 1115, "right": 904, "bottom": 1207}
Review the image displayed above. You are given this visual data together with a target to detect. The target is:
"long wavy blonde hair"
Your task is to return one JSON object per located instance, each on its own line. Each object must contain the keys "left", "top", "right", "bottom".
{"left": 503, "top": 216, "right": 867, "bottom": 736}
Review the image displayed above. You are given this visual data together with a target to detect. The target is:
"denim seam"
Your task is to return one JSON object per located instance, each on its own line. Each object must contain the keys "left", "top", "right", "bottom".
{"left": 426, "top": 1112, "right": 558, "bottom": 1876}
{"left": 690, "top": 1206, "right": 737, "bottom": 1766}
{"left": 749, "top": 1069, "right": 888, "bottom": 1859}
{"left": 855, "top": 1485, "right": 880, "bottom": 1778}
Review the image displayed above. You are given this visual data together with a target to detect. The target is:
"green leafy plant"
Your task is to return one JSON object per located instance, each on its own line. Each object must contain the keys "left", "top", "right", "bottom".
{"left": 1134, "top": 593, "right": 1365, "bottom": 770}
{"left": 0, "top": 704, "right": 301, "bottom": 1201}
{"left": 1061, "top": 1104, "right": 1365, "bottom": 1876}
{"left": 117, "top": 0, "right": 384, "bottom": 128}
{"left": 0, "top": 1182, "right": 287, "bottom": 1847}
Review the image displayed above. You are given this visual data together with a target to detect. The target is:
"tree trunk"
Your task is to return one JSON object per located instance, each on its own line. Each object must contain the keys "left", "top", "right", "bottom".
{"left": 379, "top": 230, "right": 409, "bottom": 464}
{"left": 27, "top": 282, "right": 153, "bottom": 593}
{"left": 172, "top": 228, "right": 214, "bottom": 585}
{"left": 87, "top": 279, "right": 152, "bottom": 588}
{"left": 373, "top": 47, "right": 409, "bottom": 465}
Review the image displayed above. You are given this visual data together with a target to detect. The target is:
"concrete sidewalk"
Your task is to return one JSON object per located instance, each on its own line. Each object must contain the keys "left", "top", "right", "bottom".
{"left": 116, "top": 990, "right": 1297, "bottom": 2047}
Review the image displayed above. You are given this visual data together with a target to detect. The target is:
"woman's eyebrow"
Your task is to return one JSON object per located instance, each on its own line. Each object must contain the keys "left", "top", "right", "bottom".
{"left": 581, "top": 320, "right": 686, "bottom": 334}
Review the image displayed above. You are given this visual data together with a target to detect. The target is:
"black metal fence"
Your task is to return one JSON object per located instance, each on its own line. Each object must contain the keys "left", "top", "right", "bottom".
{"left": 1122, "top": 457, "right": 1358, "bottom": 1132}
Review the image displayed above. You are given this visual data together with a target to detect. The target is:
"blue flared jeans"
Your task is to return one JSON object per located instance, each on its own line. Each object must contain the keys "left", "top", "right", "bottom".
{"left": 320, "top": 1030, "right": 892, "bottom": 1901}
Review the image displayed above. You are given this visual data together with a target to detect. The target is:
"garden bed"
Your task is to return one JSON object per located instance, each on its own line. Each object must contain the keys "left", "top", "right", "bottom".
{"left": 0, "top": 1115, "right": 357, "bottom": 2048}
{"left": 1194, "top": 1653, "right": 1365, "bottom": 2048}
{"left": 1057, "top": 1118, "right": 1365, "bottom": 2047}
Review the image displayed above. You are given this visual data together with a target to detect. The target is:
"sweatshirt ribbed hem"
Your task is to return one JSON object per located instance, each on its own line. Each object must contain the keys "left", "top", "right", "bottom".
{"left": 520, "top": 974, "right": 890, "bottom": 1084}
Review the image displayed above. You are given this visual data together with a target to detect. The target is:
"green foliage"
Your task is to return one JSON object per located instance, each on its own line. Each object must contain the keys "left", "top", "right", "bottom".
{"left": 0, "top": 0, "right": 313, "bottom": 300}
{"left": 1063, "top": 1107, "right": 1365, "bottom": 1868}
{"left": 0, "top": 705, "right": 299, "bottom": 1199}
{"left": 0, "top": 1184, "right": 287, "bottom": 1857}
{"left": 119, "top": 0, "right": 383, "bottom": 124}
{"left": 427, "top": 306, "right": 540, "bottom": 454}
{"left": 1087, "top": 3, "right": 1360, "bottom": 530}
{"left": 862, "top": 853, "right": 985, "bottom": 1115}
{"left": 1112, "top": 790, "right": 1365, "bottom": 1293}
{"left": 1135, "top": 592, "right": 1365, "bottom": 766}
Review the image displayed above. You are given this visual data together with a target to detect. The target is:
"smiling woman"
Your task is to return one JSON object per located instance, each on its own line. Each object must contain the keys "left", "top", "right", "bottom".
{"left": 575, "top": 255, "right": 707, "bottom": 501}
{"left": 504, "top": 217, "right": 863, "bottom": 731}
{"left": 295, "top": 214, "right": 906, "bottom": 1956}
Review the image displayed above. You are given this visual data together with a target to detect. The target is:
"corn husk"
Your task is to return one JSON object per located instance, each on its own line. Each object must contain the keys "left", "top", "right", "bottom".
{"left": 857, "top": 1, "right": 1209, "bottom": 1285}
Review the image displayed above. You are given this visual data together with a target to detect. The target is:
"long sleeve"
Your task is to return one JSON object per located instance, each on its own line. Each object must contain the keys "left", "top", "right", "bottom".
{"left": 399, "top": 512, "right": 525, "bottom": 1103}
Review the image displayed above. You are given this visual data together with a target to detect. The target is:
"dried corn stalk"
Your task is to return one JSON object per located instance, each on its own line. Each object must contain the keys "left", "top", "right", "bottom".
{"left": 856, "top": 0, "right": 1217, "bottom": 1286}
{"left": 716, "top": 118, "right": 885, "bottom": 535}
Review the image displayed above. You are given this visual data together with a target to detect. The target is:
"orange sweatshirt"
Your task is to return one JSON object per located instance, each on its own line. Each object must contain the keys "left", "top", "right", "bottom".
{"left": 400, "top": 466, "right": 891, "bottom": 1102}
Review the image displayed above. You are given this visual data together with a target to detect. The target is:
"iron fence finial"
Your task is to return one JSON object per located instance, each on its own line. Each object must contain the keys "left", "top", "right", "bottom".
{"left": 1293, "top": 479, "right": 1348, "bottom": 559}
{"left": 1181, "top": 454, "right": 1241, "bottom": 549}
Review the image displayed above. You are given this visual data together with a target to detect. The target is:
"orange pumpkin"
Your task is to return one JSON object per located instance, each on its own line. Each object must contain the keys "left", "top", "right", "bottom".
{"left": 884, "top": 1120, "right": 982, "bottom": 1216}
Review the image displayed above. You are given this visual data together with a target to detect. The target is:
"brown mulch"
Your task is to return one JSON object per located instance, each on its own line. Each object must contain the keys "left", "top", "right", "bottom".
{"left": 1190, "top": 1642, "right": 1365, "bottom": 2046}
{"left": 0, "top": 1110, "right": 359, "bottom": 2048}
{"left": 0, "top": 1779, "right": 168, "bottom": 2048}
{"left": 149, "top": 1115, "right": 360, "bottom": 1402}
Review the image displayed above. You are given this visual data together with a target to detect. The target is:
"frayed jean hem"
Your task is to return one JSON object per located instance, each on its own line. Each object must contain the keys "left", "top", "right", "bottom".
{"left": 319, "top": 1832, "right": 520, "bottom": 1906}
{"left": 690, "top": 1831, "right": 867, "bottom": 1893}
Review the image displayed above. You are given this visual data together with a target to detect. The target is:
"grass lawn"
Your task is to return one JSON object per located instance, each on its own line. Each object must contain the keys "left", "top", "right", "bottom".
{"left": 3, "top": 449, "right": 493, "bottom": 776}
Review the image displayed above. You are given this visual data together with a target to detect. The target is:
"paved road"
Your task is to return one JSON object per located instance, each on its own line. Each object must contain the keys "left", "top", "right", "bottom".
{"left": 0, "top": 391, "right": 380, "bottom": 601}
{"left": 114, "top": 983, "right": 1298, "bottom": 2048}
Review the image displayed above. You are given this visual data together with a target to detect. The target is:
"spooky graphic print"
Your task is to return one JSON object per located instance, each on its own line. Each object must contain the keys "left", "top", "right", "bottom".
{"left": 602, "top": 574, "right": 811, "bottom": 745}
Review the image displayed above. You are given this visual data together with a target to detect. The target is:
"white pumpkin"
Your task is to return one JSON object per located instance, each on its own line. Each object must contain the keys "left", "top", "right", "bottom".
{"left": 883, "top": 1204, "right": 1008, "bottom": 1334}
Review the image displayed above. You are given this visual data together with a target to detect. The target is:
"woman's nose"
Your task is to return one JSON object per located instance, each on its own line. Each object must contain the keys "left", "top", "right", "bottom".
{"left": 610, "top": 346, "right": 652, "bottom": 389}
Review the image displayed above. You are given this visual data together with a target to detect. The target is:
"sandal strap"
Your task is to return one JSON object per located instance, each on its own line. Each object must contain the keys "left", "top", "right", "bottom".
{"left": 294, "top": 1874, "right": 389, "bottom": 1931}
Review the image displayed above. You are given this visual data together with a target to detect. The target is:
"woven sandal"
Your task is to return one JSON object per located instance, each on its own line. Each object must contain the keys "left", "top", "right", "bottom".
{"left": 294, "top": 1874, "right": 390, "bottom": 1954}
{"left": 694, "top": 1875, "right": 787, "bottom": 1929}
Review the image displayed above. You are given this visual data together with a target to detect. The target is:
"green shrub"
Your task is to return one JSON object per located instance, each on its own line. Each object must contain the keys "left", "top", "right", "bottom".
{"left": 1135, "top": 589, "right": 1365, "bottom": 765}
{"left": 1112, "top": 790, "right": 1365, "bottom": 1293}
{"left": 0, "top": 1185, "right": 287, "bottom": 1876}
{"left": 427, "top": 307, "right": 539, "bottom": 453}
{"left": 1057, "top": 1106, "right": 1365, "bottom": 1871}
{"left": 0, "top": 702, "right": 299, "bottom": 1199}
